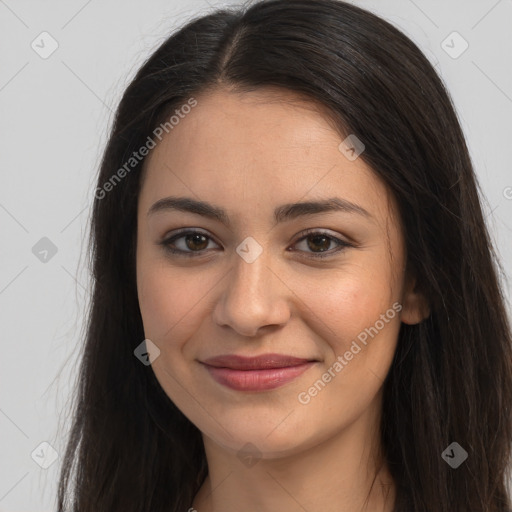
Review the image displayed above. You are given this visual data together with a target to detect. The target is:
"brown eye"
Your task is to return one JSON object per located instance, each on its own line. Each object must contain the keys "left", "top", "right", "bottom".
{"left": 184, "top": 233, "right": 209, "bottom": 251}
{"left": 291, "top": 230, "right": 352, "bottom": 259}
{"left": 306, "top": 234, "right": 332, "bottom": 253}
{"left": 160, "top": 228, "right": 352, "bottom": 259}
{"left": 160, "top": 230, "right": 219, "bottom": 257}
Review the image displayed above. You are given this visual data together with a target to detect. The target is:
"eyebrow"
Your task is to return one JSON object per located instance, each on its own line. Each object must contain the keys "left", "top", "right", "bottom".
{"left": 147, "top": 196, "right": 372, "bottom": 227}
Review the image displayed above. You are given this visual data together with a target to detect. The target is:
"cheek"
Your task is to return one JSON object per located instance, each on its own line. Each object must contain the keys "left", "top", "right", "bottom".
{"left": 137, "top": 261, "right": 206, "bottom": 345}
{"left": 311, "top": 267, "right": 397, "bottom": 335}
{"left": 304, "top": 265, "right": 401, "bottom": 376}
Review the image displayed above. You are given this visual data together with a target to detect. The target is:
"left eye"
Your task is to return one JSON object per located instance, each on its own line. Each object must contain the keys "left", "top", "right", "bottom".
{"left": 160, "top": 229, "right": 352, "bottom": 259}
{"left": 291, "top": 231, "right": 351, "bottom": 258}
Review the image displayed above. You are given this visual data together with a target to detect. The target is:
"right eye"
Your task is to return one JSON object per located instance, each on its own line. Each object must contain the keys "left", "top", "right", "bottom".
{"left": 159, "top": 229, "right": 220, "bottom": 257}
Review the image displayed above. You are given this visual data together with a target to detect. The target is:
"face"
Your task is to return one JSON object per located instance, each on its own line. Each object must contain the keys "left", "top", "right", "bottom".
{"left": 136, "top": 87, "right": 427, "bottom": 459}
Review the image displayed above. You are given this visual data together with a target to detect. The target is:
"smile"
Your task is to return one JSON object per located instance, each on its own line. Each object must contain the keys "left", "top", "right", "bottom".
{"left": 200, "top": 353, "right": 317, "bottom": 391}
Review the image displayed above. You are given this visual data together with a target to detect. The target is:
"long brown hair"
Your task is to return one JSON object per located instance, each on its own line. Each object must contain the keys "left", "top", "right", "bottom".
{"left": 57, "top": 1, "right": 512, "bottom": 510}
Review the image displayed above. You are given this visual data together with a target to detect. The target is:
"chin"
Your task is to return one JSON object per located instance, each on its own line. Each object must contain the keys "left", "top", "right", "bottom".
{"left": 201, "top": 414, "right": 323, "bottom": 461}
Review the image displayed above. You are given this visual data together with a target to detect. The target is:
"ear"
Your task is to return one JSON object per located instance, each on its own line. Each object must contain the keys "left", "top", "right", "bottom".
{"left": 400, "top": 270, "right": 430, "bottom": 325}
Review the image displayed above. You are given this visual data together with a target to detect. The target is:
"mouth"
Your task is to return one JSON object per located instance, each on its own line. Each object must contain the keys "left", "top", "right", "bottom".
{"left": 199, "top": 353, "right": 318, "bottom": 391}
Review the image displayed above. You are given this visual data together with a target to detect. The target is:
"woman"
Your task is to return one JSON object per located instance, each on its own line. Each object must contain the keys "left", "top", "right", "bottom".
{"left": 57, "top": 0, "right": 512, "bottom": 511}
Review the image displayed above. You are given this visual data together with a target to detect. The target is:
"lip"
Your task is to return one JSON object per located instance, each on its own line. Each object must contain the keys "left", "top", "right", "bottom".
{"left": 200, "top": 353, "right": 317, "bottom": 391}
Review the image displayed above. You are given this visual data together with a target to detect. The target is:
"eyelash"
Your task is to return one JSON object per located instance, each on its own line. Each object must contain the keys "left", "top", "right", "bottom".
{"left": 159, "top": 228, "right": 352, "bottom": 259}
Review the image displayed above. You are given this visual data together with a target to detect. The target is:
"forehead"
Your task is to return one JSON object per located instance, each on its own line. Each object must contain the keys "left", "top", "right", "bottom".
{"left": 139, "top": 88, "right": 396, "bottom": 231}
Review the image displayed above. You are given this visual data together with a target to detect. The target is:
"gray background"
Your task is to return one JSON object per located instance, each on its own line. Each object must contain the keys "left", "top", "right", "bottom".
{"left": 1, "top": 0, "right": 511, "bottom": 510}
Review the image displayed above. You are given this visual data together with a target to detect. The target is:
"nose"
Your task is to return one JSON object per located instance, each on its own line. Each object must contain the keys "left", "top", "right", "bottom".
{"left": 212, "top": 246, "right": 291, "bottom": 337}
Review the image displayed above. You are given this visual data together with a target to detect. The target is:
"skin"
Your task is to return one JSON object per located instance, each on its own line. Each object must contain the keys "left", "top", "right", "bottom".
{"left": 136, "top": 87, "right": 430, "bottom": 512}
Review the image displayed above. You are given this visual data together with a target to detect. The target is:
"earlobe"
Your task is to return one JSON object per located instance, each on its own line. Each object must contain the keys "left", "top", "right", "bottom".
{"left": 400, "top": 273, "right": 431, "bottom": 325}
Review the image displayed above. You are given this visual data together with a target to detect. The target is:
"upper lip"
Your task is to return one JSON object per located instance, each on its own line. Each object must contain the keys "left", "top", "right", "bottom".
{"left": 201, "top": 353, "right": 316, "bottom": 370}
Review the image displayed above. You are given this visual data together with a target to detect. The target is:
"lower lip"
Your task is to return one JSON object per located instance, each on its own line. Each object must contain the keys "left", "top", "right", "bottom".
{"left": 203, "top": 362, "right": 315, "bottom": 391}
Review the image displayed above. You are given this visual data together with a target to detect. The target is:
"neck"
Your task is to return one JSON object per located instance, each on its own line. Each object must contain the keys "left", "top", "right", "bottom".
{"left": 191, "top": 397, "right": 396, "bottom": 512}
